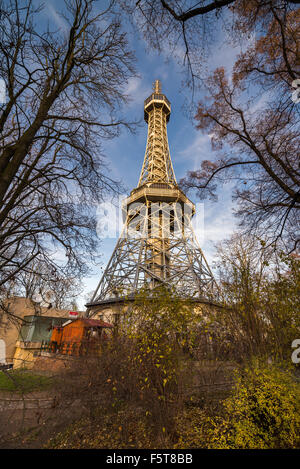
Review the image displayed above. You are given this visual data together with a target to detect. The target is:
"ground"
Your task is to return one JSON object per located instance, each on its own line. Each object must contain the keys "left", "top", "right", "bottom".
{"left": 0, "top": 361, "right": 299, "bottom": 449}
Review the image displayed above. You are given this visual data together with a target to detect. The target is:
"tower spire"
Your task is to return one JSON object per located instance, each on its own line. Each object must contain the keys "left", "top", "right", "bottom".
{"left": 153, "top": 79, "right": 161, "bottom": 93}
{"left": 138, "top": 80, "right": 176, "bottom": 187}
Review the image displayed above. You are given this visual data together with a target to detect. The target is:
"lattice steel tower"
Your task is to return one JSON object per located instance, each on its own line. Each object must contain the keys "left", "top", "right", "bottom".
{"left": 87, "top": 81, "right": 217, "bottom": 314}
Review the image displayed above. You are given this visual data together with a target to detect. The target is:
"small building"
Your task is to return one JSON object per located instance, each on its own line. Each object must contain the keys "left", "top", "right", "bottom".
{"left": 0, "top": 296, "right": 84, "bottom": 369}
{"left": 13, "top": 315, "right": 76, "bottom": 369}
{"left": 46, "top": 318, "right": 113, "bottom": 356}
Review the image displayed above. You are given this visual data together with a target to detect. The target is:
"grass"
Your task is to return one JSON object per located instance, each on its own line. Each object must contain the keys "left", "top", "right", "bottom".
{"left": 0, "top": 369, "right": 52, "bottom": 393}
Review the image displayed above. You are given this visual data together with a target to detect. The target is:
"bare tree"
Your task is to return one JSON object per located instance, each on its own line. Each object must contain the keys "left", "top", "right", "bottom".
{"left": 127, "top": 1, "right": 299, "bottom": 83}
{"left": 211, "top": 233, "right": 300, "bottom": 359}
{"left": 180, "top": 3, "right": 300, "bottom": 250}
{"left": 0, "top": 0, "right": 136, "bottom": 289}
{"left": 5, "top": 259, "right": 82, "bottom": 309}
{"left": 123, "top": 3, "right": 300, "bottom": 249}
{"left": 129, "top": 2, "right": 300, "bottom": 250}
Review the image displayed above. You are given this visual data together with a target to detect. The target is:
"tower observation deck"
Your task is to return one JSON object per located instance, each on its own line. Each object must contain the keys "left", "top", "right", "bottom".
{"left": 86, "top": 80, "right": 218, "bottom": 315}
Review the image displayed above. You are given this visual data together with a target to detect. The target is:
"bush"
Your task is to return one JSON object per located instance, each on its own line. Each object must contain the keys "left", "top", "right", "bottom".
{"left": 46, "top": 406, "right": 154, "bottom": 449}
{"left": 207, "top": 361, "right": 300, "bottom": 449}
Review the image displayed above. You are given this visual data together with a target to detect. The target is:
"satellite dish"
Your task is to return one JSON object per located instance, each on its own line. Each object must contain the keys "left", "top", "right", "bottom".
{"left": 31, "top": 292, "right": 42, "bottom": 303}
{"left": 44, "top": 290, "right": 55, "bottom": 302}
{"left": 32, "top": 290, "right": 55, "bottom": 307}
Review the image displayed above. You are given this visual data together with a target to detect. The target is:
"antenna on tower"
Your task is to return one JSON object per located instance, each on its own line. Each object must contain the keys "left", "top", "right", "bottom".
{"left": 153, "top": 79, "right": 162, "bottom": 93}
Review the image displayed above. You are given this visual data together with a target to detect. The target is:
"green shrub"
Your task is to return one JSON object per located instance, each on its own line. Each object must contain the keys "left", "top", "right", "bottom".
{"left": 207, "top": 361, "right": 300, "bottom": 449}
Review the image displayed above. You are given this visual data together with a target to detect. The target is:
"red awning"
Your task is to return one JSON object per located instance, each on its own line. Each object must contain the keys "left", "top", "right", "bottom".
{"left": 81, "top": 318, "right": 113, "bottom": 328}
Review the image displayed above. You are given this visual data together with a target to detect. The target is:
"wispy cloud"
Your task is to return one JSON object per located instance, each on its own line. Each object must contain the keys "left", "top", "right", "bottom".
{"left": 126, "top": 77, "right": 150, "bottom": 108}
{"left": 176, "top": 131, "right": 212, "bottom": 171}
{"left": 195, "top": 183, "right": 238, "bottom": 265}
{"left": 44, "top": 2, "right": 68, "bottom": 33}
{"left": 208, "top": 31, "right": 255, "bottom": 83}
{"left": 249, "top": 90, "right": 270, "bottom": 114}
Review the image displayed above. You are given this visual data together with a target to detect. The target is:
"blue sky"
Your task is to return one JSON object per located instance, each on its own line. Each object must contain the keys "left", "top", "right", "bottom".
{"left": 41, "top": 1, "right": 241, "bottom": 309}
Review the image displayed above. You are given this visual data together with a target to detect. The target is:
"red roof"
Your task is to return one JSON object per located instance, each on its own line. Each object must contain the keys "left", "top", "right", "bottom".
{"left": 80, "top": 318, "right": 113, "bottom": 328}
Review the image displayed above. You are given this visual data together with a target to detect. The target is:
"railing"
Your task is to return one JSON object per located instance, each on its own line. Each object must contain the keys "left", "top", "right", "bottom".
{"left": 40, "top": 340, "right": 101, "bottom": 356}
{"left": 144, "top": 94, "right": 171, "bottom": 107}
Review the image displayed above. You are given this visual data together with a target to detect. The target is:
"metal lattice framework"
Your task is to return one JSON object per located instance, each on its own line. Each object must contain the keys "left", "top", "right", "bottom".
{"left": 87, "top": 81, "right": 218, "bottom": 310}
{"left": 138, "top": 80, "right": 176, "bottom": 186}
